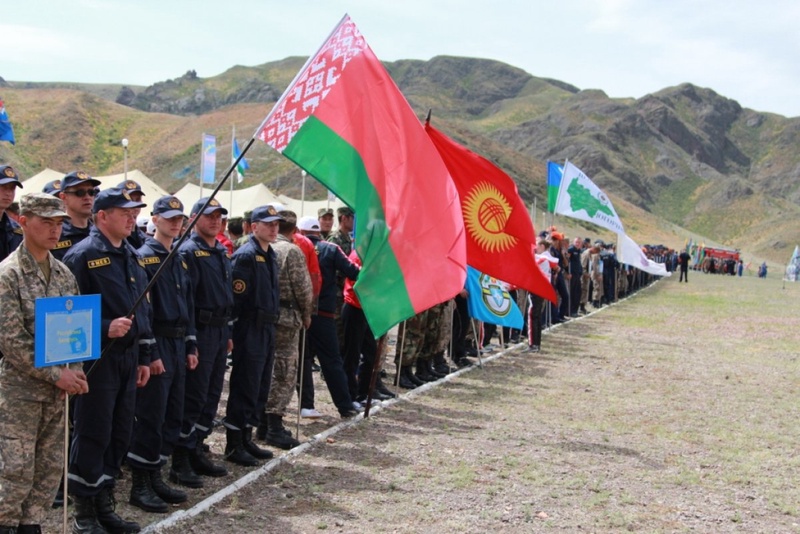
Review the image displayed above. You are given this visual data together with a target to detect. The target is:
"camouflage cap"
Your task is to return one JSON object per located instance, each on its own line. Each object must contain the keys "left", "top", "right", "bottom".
{"left": 318, "top": 208, "right": 334, "bottom": 218}
{"left": 337, "top": 206, "right": 354, "bottom": 217}
{"left": 19, "top": 192, "right": 70, "bottom": 218}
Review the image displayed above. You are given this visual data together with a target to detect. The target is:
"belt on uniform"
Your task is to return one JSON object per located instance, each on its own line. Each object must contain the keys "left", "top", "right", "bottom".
{"left": 153, "top": 324, "right": 186, "bottom": 338}
{"left": 254, "top": 309, "right": 280, "bottom": 329}
{"left": 315, "top": 310, "right": 335, "bottom": 319}
{"left": 196, "top": 309, "right": 230, "bottom": 328}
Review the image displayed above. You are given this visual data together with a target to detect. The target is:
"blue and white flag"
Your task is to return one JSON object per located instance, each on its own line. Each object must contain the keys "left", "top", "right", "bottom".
{"left": 201, "top": 134, "right": 216, "bottom": 184}
{"left": 232, "top": 138, "right": 249, "bottom": 183}
{"left": 465, "top": 266, "right": 523, "bottom": 329}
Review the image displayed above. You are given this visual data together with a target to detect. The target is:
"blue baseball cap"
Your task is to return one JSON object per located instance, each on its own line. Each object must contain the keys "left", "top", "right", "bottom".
{"left": 117, "top": 180, "right": 145, "bottom": 195}
{"left": 92, "top": 187, "right": 147, "bottom": 213}
{"left": 42, "top": 179, "right": 62, "bottom": 196}
{"left": 191, "top": 197, "right": 228, "bottom": 217}
{"left": 251, "top": 204, "right": 284, "bottom": 223}
{"left": 61, "top": 170, "right": 101, "bottom": 190}
{"left": 152, "top": 195, "right": 185, "bottom": 218}
{"left": 0, "top": 165, "right": 23, "bottom": 188}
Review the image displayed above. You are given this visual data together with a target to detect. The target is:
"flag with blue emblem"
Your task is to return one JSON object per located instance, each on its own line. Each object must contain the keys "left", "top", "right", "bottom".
{"left": 465, "top": 266, "right": 523, "bottom": 328}
{"left": 232, "top": 138, "right": 249, "bottom": 183}
{"left": 0, "top": 100, "right": 15, "bottom": 145}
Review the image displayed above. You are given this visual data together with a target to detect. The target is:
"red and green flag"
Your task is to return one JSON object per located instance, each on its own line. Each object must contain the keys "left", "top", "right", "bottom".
{"left": 257, "top": 15, "right": 466, "bottom": 336}
{"left": 425, "top": 122, "right": 556, "bottom": 303}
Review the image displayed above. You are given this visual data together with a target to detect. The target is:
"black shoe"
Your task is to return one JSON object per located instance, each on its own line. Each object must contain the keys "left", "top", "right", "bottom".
{"left": 414, "top": 362, "right": 438, "bottom": 382}
{"left": 169, "top": 447, "right": 204, "bottom": 488}
{"left": 224, "top": 429, "right": 260, "bottom": 467}
{"left": 129, "top": 468, "right": 169, "bottom": 514}
{"left": 264, "top": 414, "right": 301, "bottom": 450}
{"left": 375, "top": 379, "right": 397, "bottom": 398}
{"left": 189, "top": 444, "right": 228, "bottom": 478}
{"left": 17, "top": 525, "right": 42, "bottom": 534}
{"left": 95, "top": 487, "right": 141, "bottom": 533}
{"left": 242, "top": 427, "right": 274, "bottom": 460}
{"left": 403, "top": 366, "right": 425, "bottom": 386}
{"left": 454, "top": 357, "right": 473, "bottom": 368}
{"left": 71, "top": 495, "right": 106, "bottom": 534}
{"left": 149, "top": 467, "right": 187, "bottom": 504}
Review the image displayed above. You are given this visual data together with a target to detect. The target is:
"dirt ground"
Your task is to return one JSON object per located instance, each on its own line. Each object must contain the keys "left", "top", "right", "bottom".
{"left": 44, "top": 272, "right": 800, "bottom": 533}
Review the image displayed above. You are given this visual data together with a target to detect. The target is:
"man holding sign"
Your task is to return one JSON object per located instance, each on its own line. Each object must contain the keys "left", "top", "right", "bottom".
{"left": 0, "top": 192, "right": 88, "bottom": 534}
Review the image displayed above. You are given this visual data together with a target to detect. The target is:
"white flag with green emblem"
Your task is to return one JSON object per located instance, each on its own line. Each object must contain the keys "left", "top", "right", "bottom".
{"left": 554, "top": 161, "right": 625, "bottom": 235}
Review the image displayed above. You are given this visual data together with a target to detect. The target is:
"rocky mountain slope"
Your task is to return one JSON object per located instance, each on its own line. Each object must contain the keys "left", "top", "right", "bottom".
{"left": 2, "top": 56, "right": 798, "bottom": 262}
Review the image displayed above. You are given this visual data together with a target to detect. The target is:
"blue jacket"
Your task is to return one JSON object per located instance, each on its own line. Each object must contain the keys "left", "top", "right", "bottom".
{"left": 307, "top": 235, "right": 359, "bottom": 314}
{"left": 178, "top": 233, "right": 233, "bottom": 330}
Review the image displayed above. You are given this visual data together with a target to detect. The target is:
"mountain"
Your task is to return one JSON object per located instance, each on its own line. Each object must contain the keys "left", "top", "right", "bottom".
{"left": 2, "top": 56, "right": 799, "bottom": 263}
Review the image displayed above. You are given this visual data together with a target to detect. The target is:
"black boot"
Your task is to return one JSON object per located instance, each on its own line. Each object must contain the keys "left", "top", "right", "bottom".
{"left": 169, "top": 447, "right": 204, "bottom": 488}
{"left": 71, "top": 495, "right": 106, "bottom": 534}
{"left": 149, "top": 467, "right": 187, "bottom": 504}
{"left": 398, "top": 366, "right": 419, "bottom": 389}
{"left": 375, "top": 378, "right": 397, "bottom": 398}
{"left": 414, "top": 360, "right": 438, "bottom": 382}
{"left": 17, "top": 526, "right": 42, "bottom": 534}
{"left": 432, "top": 351, "right": 451, "bottom": 376}
{"left": 129, "top": 468, "right": 169, "bottom": 513}
{"left": 94, "top": 487, "right": 140, "bottom": 533}
{"left": 224, "top": 428, "right": 260, "bottom": 467}
{"left": 188, "top": 442, "right": 228, "bottom": 478}
{"left": 265, "top": 414, "right": 301, "bottom": 450}
{"left": 425, "top": 357, "right": 447, "bottom": 379}
{"left": 242, "top": 427, "right": 274, "bottom": 460}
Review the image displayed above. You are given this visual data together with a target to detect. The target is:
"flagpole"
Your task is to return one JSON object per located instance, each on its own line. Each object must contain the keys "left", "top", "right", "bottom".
{"left": 199, "top": 133, "right": 205, "bottom": 201}
{"left": 394, "top": 321, "right": 407, "bottom": 389}
{"left": 230, "top": 126, "right": 235, "bottom": 212}
{"left": 300, "top": 170, "right": 307, "bottom": 217}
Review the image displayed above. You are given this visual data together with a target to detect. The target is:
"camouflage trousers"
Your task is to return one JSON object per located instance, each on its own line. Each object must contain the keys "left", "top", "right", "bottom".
{"left": 592, "top": 274, "right": 604, "bottom": 302}
{"left": 429, "top": 301, "right": 453, "bottom": 354}
{"left": 395, "top": 302, "right": 451, "bottom": 366}
{"left": 0, "top": 393, "right": 64, "bottom": 525}
{"left": 265, "top": 325, "right": 301, "bottom": 417}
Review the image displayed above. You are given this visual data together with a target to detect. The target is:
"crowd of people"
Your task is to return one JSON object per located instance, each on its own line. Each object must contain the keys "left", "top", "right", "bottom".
{"left": 0, "top": 165, "right": 665, "bottom": 534}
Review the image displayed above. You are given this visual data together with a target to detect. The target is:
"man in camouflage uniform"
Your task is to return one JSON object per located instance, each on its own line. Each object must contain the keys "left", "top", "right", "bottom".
{"left": 394, "top": 310, "right": 428, "bottom": 389}
{"left": 414, "top": 302, "right": 450, "bottom": 382}
{"left": 233, "top": 210, "right": 252, "bottom": 250}
{"left": 0, "top": 193, "right": 89, "bottom": 534}
{"left": 317, "top": 208, "right": 334, "bottom": 240}
{"left": 257, "top": 210, "right": 312, "bottom": 450}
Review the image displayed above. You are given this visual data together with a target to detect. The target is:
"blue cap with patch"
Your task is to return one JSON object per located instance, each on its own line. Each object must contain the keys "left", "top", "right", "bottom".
{"left": 117, "top": 180, "right": 145, "bottom": 195}
{"left": 191, "top": 197, "right": 228, "bottom": 217}
{"left": 92, "top": 187, "right": 147, "bottom": 213}
{"left": 0, "top": 165, "right": 23, "bottom": 188}
{"left": 152, "top": 195, "right": 185, "bottom": 218}
{"left": 61, "top": 170, "right": 101, "bottom": 190}
{"left": 251, "top": 204, "right": 284, "bottom": 223}
{"left": 42, "top": 179, "right": 61, "bottom": 196}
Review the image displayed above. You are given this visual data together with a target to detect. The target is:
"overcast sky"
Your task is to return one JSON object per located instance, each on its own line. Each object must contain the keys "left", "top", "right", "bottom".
{"left": 4, "top": 0, "right": 799, "bottom": 117}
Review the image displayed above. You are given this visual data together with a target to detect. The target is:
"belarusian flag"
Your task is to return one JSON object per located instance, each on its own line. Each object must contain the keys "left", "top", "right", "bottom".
{"left": 256, "top": 15, "right": 466, "bottom": 336}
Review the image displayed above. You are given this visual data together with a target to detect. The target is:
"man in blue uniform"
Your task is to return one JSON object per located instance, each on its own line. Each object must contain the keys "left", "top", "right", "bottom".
{"left": 127, "top": 196, "right": 199, "bottom": 513}
{"left": 53, "top": 171, "right": 101, "bottom": 261}
{"left": 0, "top": 165, "right": 23, "bottom": 264}
{"left": 117, "top": 180, "right": 148, "bottom": 249}
{"left": 223, "top": 205, "right": 282, "bottom": 466}
{"left": 63, "top": 188, "right": 155, "bottom": 534}
{"left": 297, "top": 216, "right": 361, "bottom": 418}
{"left": 172, "top": 198, "right": 232, "bottom": 484}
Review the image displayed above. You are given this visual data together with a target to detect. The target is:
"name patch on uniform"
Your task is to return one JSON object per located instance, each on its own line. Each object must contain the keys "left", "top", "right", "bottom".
{"left": 194, "top": 250, "right": 211, "bottom": 257}
{"left": 55, "top": 240, "right": 72, "bottom": 250}
{"left": 256, "top": 256, "right": 266, "bottom": 262}
{"left": 87, "top": 257, "right": 111, "bottom": 269}
{"left": 142, "top": 256, "right": 160, "bottom": 265}
{"left": 233, "top": 279, "right": 246, "bottom": 294}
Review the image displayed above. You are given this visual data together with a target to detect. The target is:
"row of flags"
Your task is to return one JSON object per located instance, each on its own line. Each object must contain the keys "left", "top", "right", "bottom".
{"left": 200, "top": 131, "right": 251, "bottom": 185}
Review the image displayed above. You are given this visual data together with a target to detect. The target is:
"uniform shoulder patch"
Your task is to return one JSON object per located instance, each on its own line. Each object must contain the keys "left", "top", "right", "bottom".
{"left": 141, "top": 256, "right": 161, "bottom": 265}
{"left": 88, "top": 257, "right": 111, "bottom": 269}
{"left": 233, "top": 279, "right": 246, "bottom": 294}
{"left": 194, "top": 250, "right": 211, "bottom": 257}
{"left": 55, "top": 240, "right": 72, "bottom": 250}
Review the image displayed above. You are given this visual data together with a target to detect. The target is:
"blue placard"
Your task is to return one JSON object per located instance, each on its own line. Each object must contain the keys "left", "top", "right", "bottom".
{"left": 34, "top": 295, "right": 101, "bottom": 368}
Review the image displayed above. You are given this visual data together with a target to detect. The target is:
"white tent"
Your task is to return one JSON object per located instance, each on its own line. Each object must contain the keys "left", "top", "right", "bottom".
{"left": 173, "top": 183, "right": 345, "bottom": 219}
{"left": 23, "top": 168, "right": 170, "bottom": 205}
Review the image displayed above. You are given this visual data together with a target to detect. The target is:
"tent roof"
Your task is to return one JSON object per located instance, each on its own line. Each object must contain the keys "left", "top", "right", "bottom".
{"left": 173, "top": 183, "right": 344, "bottom": 219}
{"left": 22, "top": 169, "right": 170, "bottom": 206}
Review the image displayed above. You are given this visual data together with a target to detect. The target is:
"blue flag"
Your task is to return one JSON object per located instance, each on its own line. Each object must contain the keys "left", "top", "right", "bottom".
{"left": 546, "top": 161, "right": 563, "bottom": 212}
{"left": 465, "top": 266, "right": 523, "bottom": 329}
{"left": 232, "top": 138, "right": 249, "bottom": 183}
{"left": 201, "top": 134, "right": 216, "bottom": 184}
{"left": 0, "top": 100, "right": 15, "bottom": 145}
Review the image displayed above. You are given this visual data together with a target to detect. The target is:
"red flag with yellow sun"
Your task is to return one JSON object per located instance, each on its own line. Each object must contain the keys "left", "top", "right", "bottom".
{"left": 425, "top": 122, "right": 556, "bottom": 303}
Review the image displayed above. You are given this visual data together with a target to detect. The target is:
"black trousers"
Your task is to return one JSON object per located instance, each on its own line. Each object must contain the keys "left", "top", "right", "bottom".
{"left": 306, "top": 314, "right": 354, "bottom": 415}
{"left": 225, "top": 323, "right": 274, "bottom": 430}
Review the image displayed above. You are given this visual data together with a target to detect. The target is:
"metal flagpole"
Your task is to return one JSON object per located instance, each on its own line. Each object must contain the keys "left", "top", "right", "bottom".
{"left": 295, "top": 329, "right": 306, "bottom": 439}
{"left": 394, "top": 321, "right": 407, "bottom": 389}
{"left": 300, "top": 170, "right": 307, "bottom": 216}
{"left": 469, "top": 319, "right": 483, "bottom": 368}
{"left": 230, "top": 126, "right": 235, "bottom": 212}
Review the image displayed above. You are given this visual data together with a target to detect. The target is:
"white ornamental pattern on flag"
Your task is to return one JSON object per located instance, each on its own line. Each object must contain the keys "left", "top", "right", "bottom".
{"left": 258, "top": 15, "right": 367, "bottom": 152}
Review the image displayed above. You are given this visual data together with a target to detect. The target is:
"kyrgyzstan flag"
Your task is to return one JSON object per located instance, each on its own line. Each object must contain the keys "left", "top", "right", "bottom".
{"left": 256, "top": 15, "right": 466, "bottom": 336}
{"left": 425, "top": 122, "right": 556, "bottom": 302}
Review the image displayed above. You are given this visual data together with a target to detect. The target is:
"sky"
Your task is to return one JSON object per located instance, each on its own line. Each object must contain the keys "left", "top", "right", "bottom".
{"left": 4, "top": 0, "right": 799, "bottom": 117}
